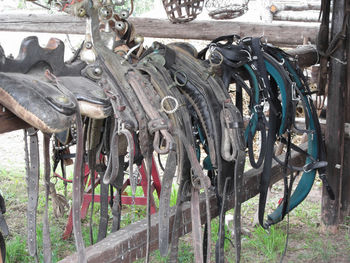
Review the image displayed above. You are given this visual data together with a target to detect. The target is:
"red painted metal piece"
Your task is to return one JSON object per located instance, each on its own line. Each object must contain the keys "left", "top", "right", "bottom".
{"left": 62, "top": 157, "right": 162, "bottom": 240}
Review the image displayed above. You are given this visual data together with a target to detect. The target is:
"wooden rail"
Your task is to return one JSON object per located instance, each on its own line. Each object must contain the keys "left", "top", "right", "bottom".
{"left": 0, "top": 14, "right": 320, "bottom": 46}
{"left": 59, "top": 145, "right": 306, "bottom": 263}
{"left": 0, "top": 105, "right": 30, "bottom": 134}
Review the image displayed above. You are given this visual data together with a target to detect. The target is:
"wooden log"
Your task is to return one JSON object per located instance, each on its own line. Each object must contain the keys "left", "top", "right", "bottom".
{"left": 0, "top": 14, "right": 320, "bottom": 46}
{"left": 270, "top": 3, "right": 321, "bottom": 13}
{"left": 59, "top": 144, "right": 306, "bottom": 263}
{"left": 0, "top": 105, "right": 30, "bottom": 134}
{"left": 321, "top": 0, "right": 347, "bottom": 231}
{"left": 273, "top": 11, "right": 321, "bottom": 22}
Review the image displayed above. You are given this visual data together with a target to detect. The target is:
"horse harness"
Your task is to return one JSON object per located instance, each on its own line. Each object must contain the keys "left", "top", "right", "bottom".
{"left": 0, "top": 1, "right": 335, "bottom": 263}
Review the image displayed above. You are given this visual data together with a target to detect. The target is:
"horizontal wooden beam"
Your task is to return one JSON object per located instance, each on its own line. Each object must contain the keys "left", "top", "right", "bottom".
{"left": 0, "top": 105, "right": 30, "bottom": 134}
{"left": 59, "top": 144, "right": 306, "bottom": 263}
{"left": 0, "top": 14, "right": 319, "bottom": 45}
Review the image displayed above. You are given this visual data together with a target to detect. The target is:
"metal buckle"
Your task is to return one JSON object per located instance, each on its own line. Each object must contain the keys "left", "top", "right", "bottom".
{"left": 291, "top": 82, "right": 300, "bottom": 101}
{"left": 303, "top": 163, "right": 314, "bottom": 173}
{"left": 117, "top": 119, "right": 125, "bottom": 135}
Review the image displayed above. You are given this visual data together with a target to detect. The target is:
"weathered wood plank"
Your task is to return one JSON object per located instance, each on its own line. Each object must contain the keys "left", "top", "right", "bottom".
{"left": 59, "top": 144, "right": 306, "bottom": 263}
{"left": 342, "top": 18, "right": 350, "bottom": 221}
{"left": 0, "top": 14, "right": 319, "bottom": 46}
{"left": 321, "top": 0, "right": 346, "bottom": 231}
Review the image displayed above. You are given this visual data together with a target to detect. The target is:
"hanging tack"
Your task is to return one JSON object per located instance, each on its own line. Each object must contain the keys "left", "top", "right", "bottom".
{"left": 114, "top": 0, "right": 125, "bottom": 6}
{"left": 115, "top": 21, "right": 126, "bottom": 31}
{"left": 120, "top": 9, "right": 130, "bottom": 19}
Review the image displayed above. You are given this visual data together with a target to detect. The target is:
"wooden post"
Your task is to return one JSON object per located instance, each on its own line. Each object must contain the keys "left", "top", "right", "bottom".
{"left": 341, "top": 7, "right": 350, "bottom": 221}
{"left": 321, "top": 0, "right": 347, "bottom": 231}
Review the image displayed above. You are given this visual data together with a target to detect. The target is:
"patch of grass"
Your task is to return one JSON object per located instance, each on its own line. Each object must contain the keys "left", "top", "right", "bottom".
{"left": 210, "top": 217, "right": 233, "bottom": 253}
{"left": 177, "top": 242, "right": 194, "bottom": 263}
{"left": 244, "top": 225, "right": 286, "bottom": 262}
{"left": 291, "top": 201, "right": 320, "bottom": 227}
{"left": 302, "top": 234, "right": 337, "bottom": 262}
{"left": 5, "top": 235, "right": 31, "bottom": 263}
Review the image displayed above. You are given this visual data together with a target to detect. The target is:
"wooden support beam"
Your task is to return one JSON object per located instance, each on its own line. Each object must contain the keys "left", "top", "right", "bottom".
{"left": 0, "top": 14, "right": 319, "bottom": 46}
{"left": 0, "top": 105, "right": 30, "bottom": 134}
{"left": 59, "top": 144, "right": 306, "bottom": 263}
{"left": 322, "top": 0, "right": 347, "bottom": 231}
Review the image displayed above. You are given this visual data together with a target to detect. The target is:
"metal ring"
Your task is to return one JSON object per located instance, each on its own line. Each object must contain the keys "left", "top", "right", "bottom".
{"left": 209, "top": 50, "right": 224, "bottom": 66}
{"left": 161, "top": 96, "right": 179, "bottom": 114}
{"left": 174, "top": 70, "right": 188, "bottom": 87}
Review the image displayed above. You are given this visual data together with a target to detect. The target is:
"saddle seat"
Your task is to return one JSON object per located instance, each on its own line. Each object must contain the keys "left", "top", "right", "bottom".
{"left": 0, "top": 72, "right": 76, "bottom": 134}
{"left": 57, "top": 76, "right": 112, "bottom": 119}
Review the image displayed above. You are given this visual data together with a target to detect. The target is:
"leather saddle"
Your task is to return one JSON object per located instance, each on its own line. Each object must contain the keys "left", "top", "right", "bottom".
{"left": 0, "top": 37, "right": 112, "bottom": 134}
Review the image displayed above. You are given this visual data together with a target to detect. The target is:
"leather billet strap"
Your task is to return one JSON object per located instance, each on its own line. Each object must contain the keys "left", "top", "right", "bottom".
{"left": 191, "top": 187, "right": 204, "bottom": 263}
{"left": 24, "top": 128, "right": 40, "bottom": 260}
{"left": 111, "top": 156, "right": 126, "bottom": 233}
{"left": 175, "top": 129, "right": 212, "bottom": 262}
{"left": 158, "top": 149, "right": 177, "bottom": 256}
{"left": 144, "top": 153, "right": 153, "bottom": 263}
{"left": 97, "top": 171, "right": 109, "bottom": 242}
{"left": 0, "top": 194, "right": 8, "bottom": 238}
{"left": 71, "top": 107, "right": 87, "bottom": 263}
{"left": 43, "top": 134, "right": 52, "bottom": 263}
{"left": 87, "top": 119, "right": 103, "bottom": 245}
{"left": 0, "top": 231, "right": 5, "bottom": 263}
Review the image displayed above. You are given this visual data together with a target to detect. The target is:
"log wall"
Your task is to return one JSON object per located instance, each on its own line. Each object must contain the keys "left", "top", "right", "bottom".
{"left": 0, "top": 14, "right": 319, "bottom": 46}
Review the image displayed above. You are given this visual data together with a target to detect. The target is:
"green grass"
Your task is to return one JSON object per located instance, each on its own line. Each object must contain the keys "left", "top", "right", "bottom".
{"left": 244, "top": 225, "right": 286, "bottom": 262}
{"left": 2, "top": 164, "right": 350, "bottom": 263}
{"left": 6, "top": 224, "right": 76, "bottom": 263}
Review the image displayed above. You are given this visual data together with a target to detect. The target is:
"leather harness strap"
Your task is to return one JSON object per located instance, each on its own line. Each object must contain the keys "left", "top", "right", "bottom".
{"left": 43, "top": 134, "right": 52, "bottom": 263}
{"left": 24, "top": 128, "right": 40, "bottom": 261}
{"left": 71, "top": 107, "right": 87, "bottom": 263}
{"left": 191, "top": 186, "right": 204, "bottom": 263}
{"left": 0, "top": 231, "right": 5, "bottom": 263}
{"left": 0, "top": 195, "right": 8, "bottom": 238}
